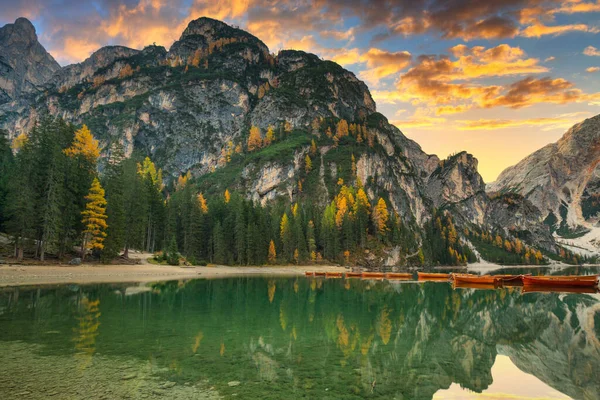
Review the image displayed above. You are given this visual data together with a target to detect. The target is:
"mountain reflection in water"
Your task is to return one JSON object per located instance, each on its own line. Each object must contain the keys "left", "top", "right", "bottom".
{"left": 0, "top": 278, "right": 599, "bottom": 399}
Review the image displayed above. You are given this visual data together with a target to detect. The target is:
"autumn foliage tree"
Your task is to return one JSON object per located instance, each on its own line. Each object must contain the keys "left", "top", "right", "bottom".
{"left": 373, "top": 198, "right": 389, "bottom": 237}
{"left": 247, "top": 126, "right": 262, "bottom": 151}
{"left": 64, "top": 125, "right": 100, "bottom": 163}
{"left": 81, "top": 178, "right": 108, "bottom": 259}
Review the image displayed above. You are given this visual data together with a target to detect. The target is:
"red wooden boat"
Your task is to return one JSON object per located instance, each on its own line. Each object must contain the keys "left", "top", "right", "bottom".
{"left": 522, "top": 275, "right": 598, "bottom": 288}
{"left": 361, "top": 272, "right": 385, "bottom": 279}
{"left": 304, "top": 271, "right": 314, "bottom": 277}
{"left": 385, "top": 272, "right": 412, "bottom": 280}
{"left": 418, "top": 272, "right": 451, "bottom": 281}
{"left": 521, "top": 284, "right": 599, "bottom": 294}
{"left": 452, "top": 273, "right": 501, "bottom": 285}
{"left": 345, "top": 272, "right": 362, "bottom": 278}
{"left": 326, "top": 272, "right": 343, "bottom": 278}
{"left": 314, "top": 271, "right": 326, "bottom": 277}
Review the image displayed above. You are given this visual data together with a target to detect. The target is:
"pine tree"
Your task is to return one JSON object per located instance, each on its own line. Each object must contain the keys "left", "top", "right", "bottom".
{"left": 167, "top": 236, "right": 179, "bottom": 265}
{"left": 307, "top": 220, "right": 316, "bottom": 258}
{"left": 213, "top": 221, "right": 226, "bottom": 264}
{"left": 0, "top": 129, "right": 13, "bottom": 230}
{"left": 81, "top": 178, "right": 108, "bottom": 260}
{"left": 354, "top": 188, "right": 370, "bottom": 247}
{"left": 101, "top": 144, "right": 127, "bottom": 263}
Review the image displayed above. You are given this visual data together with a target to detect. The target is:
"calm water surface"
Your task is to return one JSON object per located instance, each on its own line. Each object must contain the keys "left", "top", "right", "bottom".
{"left": 0, "top": 276, "right": 599, "bottom": 399}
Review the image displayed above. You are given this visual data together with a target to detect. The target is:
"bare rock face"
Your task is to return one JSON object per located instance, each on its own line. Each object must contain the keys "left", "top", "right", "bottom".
{"left": 426, "top": 152, "right": 485, "bottom": 209}
{"left": 489, "top": 115, "right": 600, "bottom": 234}
{"left": 0, "top": 18, "right": 60, "bottom": 103}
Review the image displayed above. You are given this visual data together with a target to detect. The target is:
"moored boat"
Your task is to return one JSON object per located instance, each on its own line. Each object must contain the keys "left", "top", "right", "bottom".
{"left": 417, "top": 272, "right": 451, "bottom": 281}
{"left": 361, "top": 272, "right": 385, "bottom": 279}
{"left": 314, "top": 271, "right": 326, "bottom": 277}
{"left": 326, "top": 272, "right": 343, "bottom": 278}
{"left": 385, "top": 272, "right": 412, "bottom": 280}
{"left": 522, "top": 275, "right": 598, "bottom": 288}
{"left": 345, "top": 272, "right": 362, "bottom": 278}
{"left": 452, "top": 273, "right": 501, "bottom": 285}
{"left": 304, "top": 271, "right": 314, "bottom": 277}
{"left": 493, "top": 274, "right": 528, "bottom": 286}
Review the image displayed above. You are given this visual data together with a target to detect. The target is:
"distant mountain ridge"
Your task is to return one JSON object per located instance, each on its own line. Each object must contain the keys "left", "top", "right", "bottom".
{"left": 488, "top": 115, "right": 600, "bottom": 253}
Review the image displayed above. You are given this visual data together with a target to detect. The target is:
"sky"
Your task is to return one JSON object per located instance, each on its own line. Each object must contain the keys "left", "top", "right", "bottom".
{"left": 2, "top": 0, "right": 600, "bottom": 182}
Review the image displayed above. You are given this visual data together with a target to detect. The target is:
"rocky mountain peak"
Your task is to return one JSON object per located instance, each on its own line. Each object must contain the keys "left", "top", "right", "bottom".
{"left": 0, "top": 17, "right": 60, "bottom": 103}
{"left": 10, "top": 17, "right": 37, "bottom": 43}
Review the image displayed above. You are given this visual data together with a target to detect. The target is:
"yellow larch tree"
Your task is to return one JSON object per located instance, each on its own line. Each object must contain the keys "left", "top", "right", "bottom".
{"left": 373, "top": 197, "right": 389, "bottom": 236}
{"left": 64, "top": 125, "right": 100, "bottom": 163}
{"left": 268, "top": 240, "right": 277, "bottom": 263}
{"left": 305, "top": 155, "right": 312, "bottom": 173}
{"left": 247, "top": 126, "right": 262, "bottom": 151}
{"left": 336, "top": 119, "right": 349, "bottom": 138}
{"left": 197, "top": 193, "right": 209, "bottom": 214}
{"left": 224, "top": 189, "right": 231, "bottom": 204}
{"left": 264, "top": 125, "right": 275, "bottom": 146}
{"left": 11, "top": 132, "right": 28, "bottom": 151}
{"left": 310, "top": 139, "right": 317, "bottom": 155}
{"left": 81, "top": 178, "right": 108, "bottom": 259}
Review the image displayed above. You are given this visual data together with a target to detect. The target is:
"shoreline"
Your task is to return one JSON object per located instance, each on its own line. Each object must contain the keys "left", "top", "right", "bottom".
{"left": 0, "top": 263, "right": 349, "bottom": 287}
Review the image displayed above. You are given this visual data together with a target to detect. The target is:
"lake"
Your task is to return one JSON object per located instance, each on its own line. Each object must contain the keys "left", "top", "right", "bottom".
{"left": 0, "top": 276, "right": 599, "bottom": 399}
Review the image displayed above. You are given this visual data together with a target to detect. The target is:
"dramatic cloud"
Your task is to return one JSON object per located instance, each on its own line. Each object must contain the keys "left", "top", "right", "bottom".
{"left": 358, "top": 48, "right": 412, "bottom": 84}
{"left": 374, "top": 44, "right": 550, "bottom": 111}
{"left": 520, "top": 22, "right": 597, "bottom": 38}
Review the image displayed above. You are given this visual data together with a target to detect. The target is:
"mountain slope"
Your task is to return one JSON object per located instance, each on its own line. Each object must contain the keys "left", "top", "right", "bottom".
{"left": 488, "top": 115, "right": 600, "bottom": 253}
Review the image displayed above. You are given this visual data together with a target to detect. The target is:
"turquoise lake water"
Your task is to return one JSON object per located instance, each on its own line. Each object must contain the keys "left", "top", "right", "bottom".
{"left": 0, "top": 276, "right": 599, "bottom": 399}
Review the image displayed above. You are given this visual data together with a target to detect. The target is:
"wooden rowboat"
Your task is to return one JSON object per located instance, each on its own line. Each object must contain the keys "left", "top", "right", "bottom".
{"left": 361, "top": 272, "right": 385, "bottom": 279}
{"left": 345, "top": 272, "right": 362, "bottom": 278}
{"left": 452, "top": 273, "right": 501, "bottom": 285}
{"left": 385, "top": 272, "right": 412, "bottom": 280}
{"left": 304, "top": 271, "right": 314, "bottom": 277}
{"left": 493, "top": 274, "right": 529, "bottom": 286}
{"left": 521, "top": 284, "right": 599, "bottom": 294}
{"left": 417, "top": 272, "right": 451, "bottom": 280}
{"left": 326, "top": 272, "right": 343, "bottom": 278}
{"left": 314, "top": 271, "right": 326, "bottom": 277}
{"left": 522, "top": 275, "right": 598, "bottom": 288}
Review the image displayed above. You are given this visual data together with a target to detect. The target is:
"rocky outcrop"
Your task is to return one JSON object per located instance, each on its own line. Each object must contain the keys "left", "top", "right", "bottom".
{"left": 0, "top": 18, "right": 60, "bottom": 104}
{"left": 489, "top": 115, "right": 600, "bottom": 234}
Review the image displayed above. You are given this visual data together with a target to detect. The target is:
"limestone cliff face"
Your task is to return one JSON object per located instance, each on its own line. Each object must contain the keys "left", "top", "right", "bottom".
{"left": 489, "top": 115, "right": 600, "bottom": 233}
{"left": 0, "top": 18, "right": 60, "bottom": 104}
